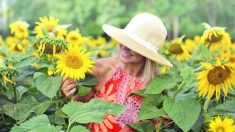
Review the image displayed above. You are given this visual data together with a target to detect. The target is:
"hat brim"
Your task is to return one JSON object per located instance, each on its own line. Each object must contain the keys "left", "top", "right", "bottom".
{"left": 102, "top": 24, "right": 173, "bottom": 67}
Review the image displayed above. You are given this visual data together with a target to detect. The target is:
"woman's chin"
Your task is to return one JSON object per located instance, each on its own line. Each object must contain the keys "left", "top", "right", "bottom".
{"left": 119, "top": 56, "right": 132, "bottom": 64}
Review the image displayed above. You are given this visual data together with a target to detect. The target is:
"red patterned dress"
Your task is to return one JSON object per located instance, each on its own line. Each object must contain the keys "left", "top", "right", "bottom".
{"left": 89, "top": 67, "right": 148, "bottom": 132}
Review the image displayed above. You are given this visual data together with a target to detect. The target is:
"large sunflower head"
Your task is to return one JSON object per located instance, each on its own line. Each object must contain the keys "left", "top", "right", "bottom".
{"left": 196, "top": 60, "right": 235, "bottom": 100}
{"left": 33, "top": 36, "right": 67, "bottom": 56}
{"left": 201, "top": 23, "right": 231, "bottom": 51}
{"left": 66, "top": 31, "right": 83, "bottom": 45}
{"left": 55, "top": 44, "right": 94, "bottom": 80}
{"left": 34, "top": 16, "right": 59, "bottom": 37}
{"left": 10, "top": 21, "right": 29, "bottom": 39}
{"left": 209, "top": 116, "right": 235, "bottom": 132}
{"left": 168, "top": 37, "right": 191, "bottom": 61}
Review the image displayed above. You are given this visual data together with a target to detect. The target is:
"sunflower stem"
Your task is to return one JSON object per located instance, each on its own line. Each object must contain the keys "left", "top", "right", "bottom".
{"left": 155, "top": 118, "right": 164, "bottom": 132}
{"left": 66, "top": 121, "right": 72, "bottom": 132}
{"left": 13, "top": 84, "right": 17, "bottom": 103}
{"left": 158, "top": 120, "right": 175, "bottom": 130}
{"left": 203, "top": 98, "right": 211, "bottom": 112}
{"left": 173, "top": 80, "right": 185, "bottom": 100}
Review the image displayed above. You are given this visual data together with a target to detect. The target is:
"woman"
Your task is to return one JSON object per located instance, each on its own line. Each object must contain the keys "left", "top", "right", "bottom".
{"left": 61, "top": 12, "right": 173, "bottom": 132}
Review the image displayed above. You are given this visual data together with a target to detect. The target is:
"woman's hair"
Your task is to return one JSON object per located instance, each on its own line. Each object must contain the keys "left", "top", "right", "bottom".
{"left": 142, "top": 58, "right": 160, "bottom": 82}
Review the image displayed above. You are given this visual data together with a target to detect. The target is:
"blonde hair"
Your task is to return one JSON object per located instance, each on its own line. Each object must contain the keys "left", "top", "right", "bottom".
{"left": 142, "top": 58, "right": 160, "bottom": 82}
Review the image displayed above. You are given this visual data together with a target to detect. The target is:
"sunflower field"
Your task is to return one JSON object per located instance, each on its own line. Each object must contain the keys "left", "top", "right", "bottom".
{"left": 0, "top": 15, "right": 235, "bottom": 132}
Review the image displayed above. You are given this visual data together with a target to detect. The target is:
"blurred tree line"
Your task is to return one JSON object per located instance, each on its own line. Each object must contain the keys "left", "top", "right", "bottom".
{"left": 0, "top": 0, "right": 235, "bottom": 39}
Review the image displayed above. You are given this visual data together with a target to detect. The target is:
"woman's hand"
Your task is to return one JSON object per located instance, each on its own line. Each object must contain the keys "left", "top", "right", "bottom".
{"left": 61, "top": 77, "right": 77, "bottom": 98}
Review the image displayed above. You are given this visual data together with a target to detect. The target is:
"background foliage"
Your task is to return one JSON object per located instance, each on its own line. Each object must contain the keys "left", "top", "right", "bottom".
{"left": 1, "top": 0, "right": 235, "bottom": 38}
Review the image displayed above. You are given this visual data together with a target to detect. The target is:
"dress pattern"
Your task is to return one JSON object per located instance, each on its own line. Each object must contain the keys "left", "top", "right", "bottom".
{"left": 90, "top": 67, "right": 147, "bottom": 132}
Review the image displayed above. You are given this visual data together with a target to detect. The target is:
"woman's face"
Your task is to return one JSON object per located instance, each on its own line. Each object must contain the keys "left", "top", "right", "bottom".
{"left": 119, "top": 44, "right": 145, "bottom": 64}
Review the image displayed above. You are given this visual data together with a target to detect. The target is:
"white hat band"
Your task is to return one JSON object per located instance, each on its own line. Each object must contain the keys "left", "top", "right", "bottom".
{"left": 123, "top": 29, "right": 159, "bottom": 52}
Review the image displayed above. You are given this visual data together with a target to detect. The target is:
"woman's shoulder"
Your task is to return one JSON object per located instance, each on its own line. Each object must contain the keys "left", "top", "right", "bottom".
{"left": 92, "top": 56, "right": 120, "bottom": 79}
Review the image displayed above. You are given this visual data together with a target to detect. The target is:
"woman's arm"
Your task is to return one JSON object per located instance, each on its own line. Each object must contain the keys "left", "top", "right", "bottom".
{"left": 60, "top": 58, "right": 105, "bottom": 101}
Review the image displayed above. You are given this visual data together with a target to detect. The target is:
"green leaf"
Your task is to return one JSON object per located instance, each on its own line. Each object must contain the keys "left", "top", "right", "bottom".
{"left": 62, "top": 99, "right": 127, "bottom": 124}
{"left": 16, "top": 86, "right": 28, "bottom": 101}
{"left": 19, "top": 114, "right": 50, "bottom": 129}
{"left": 208, "top": 100, "right": 235, "bottom": 119}
{"left": 14, "top": 56, "right": 36, "bottom": 69}
{"left": 138, "top": 95, "right": 165, "bottom": 120}
{"left": 32, "top": 100, "right": 52, "bottom": 115}
{"left": 179, "top": 66, "right": 196, "bottom": 87}
{"left": 129, "top": 120, "right": 155, "bottom": 132}
{"left": 77, "top": 74, "right": 98, "bottom": 87}
{"left": 31, "top": 125, "right": 60, "bottom": 132}
{"left": 10, "top": 125, "right": 25, "bottom": 132}
{"left": 55, "top": 109, "right": 68, "bottom": 118}
{"left": 76, "top": 85, "right": 92, "bottom": 96}
{"left": 130, "top": 89, "right": 147, "bottom": 97}
{"left": 2, "top": 96, "right": 39, "bottom": 123}
{"left": 144, "top": 74, "right": 177, "bottom": 94}
{"left": 196, "top": 45, "right": 213, "bottom": 61}
{"left": 70, "top": 125, "right": 90, "bottom": 132}
{"left": 48, "top": 115, "right": 65, "bottom": 125}
{"left": 163, "top": 97, "right": 201, "bottom": 132}
{"left": 35, "top": 73, "right": 62, "bottom": 99}
{"left": 10, "top": 114, "right": 61, "bottom": 132}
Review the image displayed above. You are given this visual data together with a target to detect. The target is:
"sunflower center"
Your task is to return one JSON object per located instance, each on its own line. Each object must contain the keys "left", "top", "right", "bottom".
{"left": 66, "top": 56, "right": 83, "bottom": 69}
{"left": 70, "top": 36, "right": 78, "bottom": 41}
{"left": 207, "top": 66, "right": 231, "bottom": 85}
{"left": 206, "top": 32, "right": 223, "bottom": 43}
{"left": 19, "top": 27, "right": 25, "bottom": 33}
{"left": 169, "top": 44, "right": 183, "bottom": 54}
{"left": 216, "top": 126, "right": 225, "bottom": 132}
{"left": 46, "top": 24, "right": 55, "bottom": 32}
{"left": 14, "top": 45, "right": 22, "bottom": 52}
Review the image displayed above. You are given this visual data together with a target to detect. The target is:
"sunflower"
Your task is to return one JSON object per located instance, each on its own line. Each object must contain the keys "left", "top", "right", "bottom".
{"left": 168, "top": 40, "right": 191, "bottom": 61}
{"left": 9, "top": 43, "right": 25, "bottom": 53}
{"left": 55, "top": 44, "right": 94, "bottom": 80}
{"left": 21, "top": 39, "right": 31, "bottom": 46}
{"left": 97, "top": 37, "right": 107, "bottom": 46}
{"left": 194, "top": 35, "right": 201, "bottom": 44}
{"left": 201, "top": 24, "right": 231, "bottom": 51}
{"left": 66, "top": 31, "right": 83, "bottom": 45}
{"left": 208, "top": 116, "right": 235, "bottom": 132}
{"left": 231, "top": 44, "right": 235, "bottom": 52}
{"left": 160, "top": 66, "right": 171, "bottom": 74}
{"left": 184, "top": 38, "right": 199, "bottom": 54}
{"left": 34, "top": 16, "right": 58, "bottom": 37}
{"left": 5, "top": 36, "right": 20, "bottom": 46}
{"left": 0, "top": 67, "right": 17, "bottom": 87}
{"left": 217, "top": 46, "right": 232, "bottom": 60}
{"left": 55, "top": 28, "right": 67, "bottom": 40}
{"left": 33, "top": 36, "right": 67, "bottom": 56}
{"left": 10, "top": 21, "right": 29, "bottom": 39}
{"left": 196, "top": 60, "right": 235, "bottom": 100}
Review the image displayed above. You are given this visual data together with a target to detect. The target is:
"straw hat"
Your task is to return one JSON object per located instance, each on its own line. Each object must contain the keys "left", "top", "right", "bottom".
{"left": 102, "top": 12, "right": 173, "bottom": 67}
